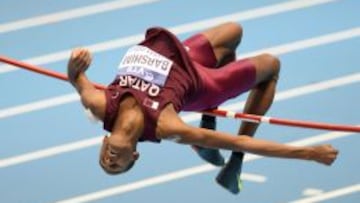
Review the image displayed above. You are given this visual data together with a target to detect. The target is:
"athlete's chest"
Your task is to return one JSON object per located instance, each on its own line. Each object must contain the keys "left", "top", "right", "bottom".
{"left": 116, "top": 45, "right": 174, "bottom": 97}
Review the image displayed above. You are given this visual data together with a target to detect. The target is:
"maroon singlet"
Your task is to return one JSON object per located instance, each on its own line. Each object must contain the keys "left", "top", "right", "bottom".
{"left": 103, "top": 27, "right": 202, "bottom": 142}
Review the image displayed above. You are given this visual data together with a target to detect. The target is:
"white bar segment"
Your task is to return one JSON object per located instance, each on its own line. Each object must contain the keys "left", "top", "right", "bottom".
{"left": 226, "top": 111, "right": 236, "bottom": 118}
{"left": 260, "top": 116, "right": 272, "bottom": 123}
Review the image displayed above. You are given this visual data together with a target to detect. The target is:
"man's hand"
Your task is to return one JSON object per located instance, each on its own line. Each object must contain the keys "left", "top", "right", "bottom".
{"left": 67, "top": 48, "right": 92, "bottom": 85}
{"left": 311, "top": 144, "right": 339, "bottom": 165}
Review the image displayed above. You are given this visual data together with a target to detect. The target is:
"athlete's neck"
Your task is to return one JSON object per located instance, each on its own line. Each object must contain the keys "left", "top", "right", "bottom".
{"left": 116, "top": 95, "right": 145, "bottom": 144}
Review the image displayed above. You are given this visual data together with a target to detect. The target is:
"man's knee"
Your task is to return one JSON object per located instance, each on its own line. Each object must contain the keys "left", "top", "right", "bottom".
{"left": 252, "top": 53, "right": 281, "bottom": 84}
{"left": 262, "top": 53, "right": 280, "bottom": 75}
{"left": 204, "top": 22, "right": 243, "bottom": 49}
{"left": 225, "top": 22, "right": 243, "bottom": 37}
{"left": 222, "top": 22, "right": 243, "bottom": 48}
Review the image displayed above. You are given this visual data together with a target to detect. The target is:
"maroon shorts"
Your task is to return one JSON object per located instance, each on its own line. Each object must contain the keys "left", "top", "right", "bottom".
{"left": 182, "top": 34, "right": 256, "bottom": 111}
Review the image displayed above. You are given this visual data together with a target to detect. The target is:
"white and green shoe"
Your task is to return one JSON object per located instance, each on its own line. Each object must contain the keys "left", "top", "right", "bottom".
{"left": 216, "top": 155, "right": 244, "bottom": 194}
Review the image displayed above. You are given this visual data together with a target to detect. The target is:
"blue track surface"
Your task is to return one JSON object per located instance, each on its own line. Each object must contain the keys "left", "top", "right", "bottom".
{"left": 0, "top": 0, "right": 359, "bottom": 202}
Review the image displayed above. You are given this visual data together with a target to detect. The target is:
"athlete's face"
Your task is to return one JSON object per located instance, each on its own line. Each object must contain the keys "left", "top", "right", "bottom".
{"left": 99, "top": 135, "right": 139, "bottom": 174}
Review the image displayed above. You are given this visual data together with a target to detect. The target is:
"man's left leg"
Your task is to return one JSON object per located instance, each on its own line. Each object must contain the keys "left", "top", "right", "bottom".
{"left": 216, "top": 53, "right": 280, "bottom": 194}
{"left": 192, "top": 52, "right": 238, "bottom": 166}
{"left": 185, "top": 22, "right": 243, "bottom": 166}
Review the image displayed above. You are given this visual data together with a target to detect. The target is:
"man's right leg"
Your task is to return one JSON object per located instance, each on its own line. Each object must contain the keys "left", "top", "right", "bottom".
{"left": 216, "top": 53, "right": 280, "bottom": 194}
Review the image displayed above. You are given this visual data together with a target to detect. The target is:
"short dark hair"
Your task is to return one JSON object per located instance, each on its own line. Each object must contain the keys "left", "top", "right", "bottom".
{"left": 99, "top": 158, "right": 135, "bottom": 175}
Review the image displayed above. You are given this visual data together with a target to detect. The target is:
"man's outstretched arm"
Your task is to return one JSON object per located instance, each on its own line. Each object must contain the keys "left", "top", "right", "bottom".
{"left": 157, "top": 105, "right": 338, "bottom": 166}
{"left": 181, "top": 125, "right": 337, "bottom": 165}
{"left": 67, "top": 48, "right": 106, "bottom": 120}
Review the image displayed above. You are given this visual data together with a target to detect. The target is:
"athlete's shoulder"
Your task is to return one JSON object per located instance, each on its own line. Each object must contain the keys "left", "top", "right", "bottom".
{"left": 155, "top": 104, "right": 185, "bottom": 138}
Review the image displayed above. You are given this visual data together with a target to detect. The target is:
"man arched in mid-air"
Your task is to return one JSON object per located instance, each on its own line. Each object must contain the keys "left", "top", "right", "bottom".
{"left": 67, "top": 22, "right": 338, "bottom": 194}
